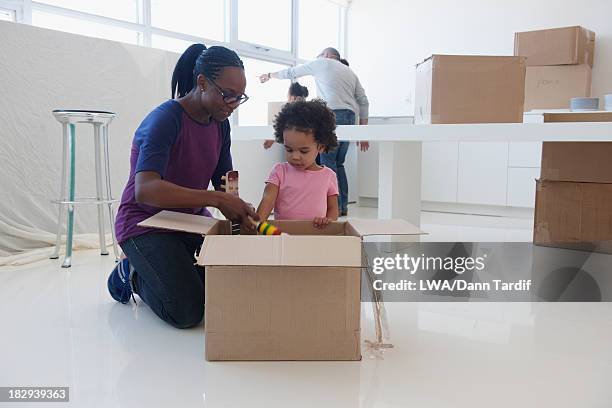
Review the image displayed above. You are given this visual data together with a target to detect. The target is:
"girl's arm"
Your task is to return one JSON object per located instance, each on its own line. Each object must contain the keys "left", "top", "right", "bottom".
{"left": 313, "top": 195, "right": 339, "bottom": 228}
{"left": 326, "top": 195, "right": 339, "bottom": 221}
{"left": 257, "top": 183, "right": 279, "bottom": 221}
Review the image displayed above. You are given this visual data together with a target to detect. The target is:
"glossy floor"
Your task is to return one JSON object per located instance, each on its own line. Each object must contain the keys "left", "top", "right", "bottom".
{"left": 1, "top": 208, "right": 610, "bottom": 407}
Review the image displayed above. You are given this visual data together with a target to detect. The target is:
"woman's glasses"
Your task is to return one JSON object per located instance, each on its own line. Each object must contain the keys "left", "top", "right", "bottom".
{"left": 208, "top": 78, "right": 249, "bottom": 106}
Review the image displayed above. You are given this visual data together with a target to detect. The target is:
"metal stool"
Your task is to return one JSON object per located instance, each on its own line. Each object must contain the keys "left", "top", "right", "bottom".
{"left": 50, "top": 110, "right": 120, "bottom": 267}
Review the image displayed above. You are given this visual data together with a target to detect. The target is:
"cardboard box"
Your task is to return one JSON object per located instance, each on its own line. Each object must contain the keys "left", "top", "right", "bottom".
{"left": 533, "top": 180, "right": 612, "bottom": 254}
{"left": 524, "top": 65, "right": 591, "bottom": 111}
{"left": 267, "top": 101, "right": 285, "bottom": 125}
{"left": 140, "top": 211, "right": 423, "bottom": 361}
{"left": 540, "top": 112, "right": 612, "bottom": 184}
{"left": 541, "top": 142, "right": 612, "bottom": 183}
{"left": 514, "top": 26, "right": 595, "bottom": 67}
{"left": 414, "top": 55, "right": 526, "bottom": 124}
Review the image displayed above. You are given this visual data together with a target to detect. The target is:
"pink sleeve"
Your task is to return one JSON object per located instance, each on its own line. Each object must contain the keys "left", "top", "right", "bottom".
{"left": 327, "top": 170, "right": 339, "bottom": 196}
{"left": 266, "top": 163, "right": 283, "bottom": 186}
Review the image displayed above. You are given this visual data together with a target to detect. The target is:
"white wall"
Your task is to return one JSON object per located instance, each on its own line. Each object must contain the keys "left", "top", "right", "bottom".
{"left": 0, "top": 21, "right": 279, "bottom": 255}
{"left": 0, "top": 21, "right": 177, "bottom": 243}
{"left": 347, "top": 0, "right": 612, "bottom": 117}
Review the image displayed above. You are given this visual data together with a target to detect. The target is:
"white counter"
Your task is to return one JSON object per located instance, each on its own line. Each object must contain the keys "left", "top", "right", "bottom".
{"left": 234, "top": 118, "right": 612, "bottom": 226}
{"left": 234, "top": 121, "right": 612, "bottom": 142}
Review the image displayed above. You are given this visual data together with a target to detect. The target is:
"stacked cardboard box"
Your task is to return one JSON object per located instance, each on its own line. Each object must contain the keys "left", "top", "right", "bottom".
{"left": 414, "top": 55, "right": 526, "bottom": 124}
{"left": 534, "top": 112, "right": 612, "bottom": 253}
{"left": 515, "top": 26, "right": 595, "bottom": 111}
{"left": 140, "top": 211, "right": 423, "bottom": 361}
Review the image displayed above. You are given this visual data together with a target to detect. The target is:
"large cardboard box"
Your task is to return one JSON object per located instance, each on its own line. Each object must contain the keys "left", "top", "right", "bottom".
{"left": 534, "top": 180, "right": 612, "bottom": 254}
{"left": 524, "top": 64, "right": 591, "bottom": 111}
{"left": 514, "top": 26, "right": 595, "bottom": 67}
{"left": 140, "top": 211, "right": 423, "bottom": 361}
{"left": 414, "top": 55, "right": 526, "bottom": 124}
{"left": 540, "top": 112, "right": 612, "bottom": 184}
{"left": 267, "top": 101, "right": 285, "bottom": 125}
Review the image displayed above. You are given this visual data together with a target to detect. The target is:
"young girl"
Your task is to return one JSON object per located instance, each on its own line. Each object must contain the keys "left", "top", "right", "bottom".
{"left": 257, "top": 99, "right": 339, "bottom": 227}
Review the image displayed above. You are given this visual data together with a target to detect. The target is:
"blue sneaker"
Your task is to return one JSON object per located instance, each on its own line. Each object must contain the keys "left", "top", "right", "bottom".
{"left": 107, "top": 258, "right": 135, "bottom": 304}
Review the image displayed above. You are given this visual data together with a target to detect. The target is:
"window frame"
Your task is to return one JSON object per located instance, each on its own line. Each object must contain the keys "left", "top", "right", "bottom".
{"left": 5, "top": 0, "right": 348, "bottom": 125}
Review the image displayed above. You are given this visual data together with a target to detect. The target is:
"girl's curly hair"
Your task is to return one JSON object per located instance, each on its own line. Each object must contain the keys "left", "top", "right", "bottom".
{"left": 273, "top": 99, "right": 338, "bottom": 153}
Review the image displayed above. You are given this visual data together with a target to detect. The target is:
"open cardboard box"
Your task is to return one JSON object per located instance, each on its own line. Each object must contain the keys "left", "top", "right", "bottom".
{"left": 140, "top": 210, "right": 424, "bottom": 361}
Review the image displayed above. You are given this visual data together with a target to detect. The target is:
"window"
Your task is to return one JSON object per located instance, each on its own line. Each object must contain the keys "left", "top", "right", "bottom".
{"left": 238, "top": 57, "right": 289, "bottom": 126}
{"left": 151, "top": 0, "right": 225, "bottom": 41}
{"left": 237, "top": 0, "right": 291, "bottom": 51}
{"left": 151, "top": 34, "right": 195, "bottom": 53}
{"left": 32, "top": 10, "right": 141, "bottom": 44}
{"left": 1, "top": 8, "right": 15, "bottom": 21}
{"left": 16, "top": 0, "right": 346, "bottom": 115}
{"left": 34, "top": 0, "right": 141, "bottom": 22}
{"left": 298, "top": 0, "right": 341, "bottom": 59}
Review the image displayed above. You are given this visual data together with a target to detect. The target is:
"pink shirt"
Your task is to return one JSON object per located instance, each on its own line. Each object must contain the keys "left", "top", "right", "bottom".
{"left": 266, "top": 162, "right": 339, "bottom": 220}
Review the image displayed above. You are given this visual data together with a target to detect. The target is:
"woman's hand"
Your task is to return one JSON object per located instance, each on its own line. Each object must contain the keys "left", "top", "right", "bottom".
{"left": 259, "top": 73, "right": 270, "bottom": 83}
{"left": 263, "top": 139, "right": 275, "bottom": 149}
{"left": 216, "top": 193, "right": 259, "bottom": 231}
{"left": 313, "top": 217, "right": 331, "bottom": 229}
{"left": 357, "top": 141, "right": 370, "bottom": 152}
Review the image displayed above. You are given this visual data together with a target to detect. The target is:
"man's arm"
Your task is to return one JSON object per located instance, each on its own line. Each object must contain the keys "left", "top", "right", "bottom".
{"left": 259, "top": 60, "right": 320, "bottom": 83}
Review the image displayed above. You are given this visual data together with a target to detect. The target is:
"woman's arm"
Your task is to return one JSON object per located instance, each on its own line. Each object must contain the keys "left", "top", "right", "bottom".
{"left": 256, "top": 183, "right": 279, "bottom": 221}
{"left": 135, "top": 171, "right": 258, "bottom": 228}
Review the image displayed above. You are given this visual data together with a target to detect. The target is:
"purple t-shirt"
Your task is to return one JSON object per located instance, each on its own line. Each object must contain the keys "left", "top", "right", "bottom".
{"left": 115, "top": 100, "right": 232, "bottom": 243}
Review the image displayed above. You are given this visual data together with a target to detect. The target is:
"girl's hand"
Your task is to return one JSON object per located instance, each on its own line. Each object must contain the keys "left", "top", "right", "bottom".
{"left": 358, "top": 141, "right": 370, "bottom": 152}
{"left": 263, "top": 139, "right": 274, "bottom": 149}
{"left": 313, "top": 217, "right": 331, "bottom": 228}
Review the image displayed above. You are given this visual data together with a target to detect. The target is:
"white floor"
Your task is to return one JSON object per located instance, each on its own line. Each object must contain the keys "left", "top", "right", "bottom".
{"left": 1, "top": 206, "right": 611, "bottom": 407}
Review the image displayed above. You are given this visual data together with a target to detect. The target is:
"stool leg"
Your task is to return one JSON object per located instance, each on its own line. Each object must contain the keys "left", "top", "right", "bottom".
{"left": 62, "top": 124, "right": 76, "bottom": 268}
{"left": 103, "top": 124, "right": 120, "bottom": 261}
{"left": 93, "top": 123, "right": 108, "bottom": 256}
{"left": 51, "top": 123, "right": 69, "bottom": 260}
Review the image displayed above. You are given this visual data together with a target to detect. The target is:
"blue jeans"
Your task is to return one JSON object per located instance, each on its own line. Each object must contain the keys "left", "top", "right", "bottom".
{"left": 319, "top": 109, "right": 355, "bottom": 212}
{"left": 120, "top": 232, "right": 205, "bottom": 329}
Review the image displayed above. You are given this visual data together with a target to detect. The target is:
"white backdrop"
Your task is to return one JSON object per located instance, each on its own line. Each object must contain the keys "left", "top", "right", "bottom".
{"left": 0, "top": 21, "right": 282, "bottom": 265}
{"left": 347, "top": 0, "right": 612, "bottom": 117}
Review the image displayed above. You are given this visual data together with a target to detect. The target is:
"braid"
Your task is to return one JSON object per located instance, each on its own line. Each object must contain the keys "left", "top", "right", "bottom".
{"left": 171, "top": 43, "right": 207, "bottom": 99}
{"left": 195, "top": 46, "right": 244, "bottom": 82}
{"left": 171, "top": 44, "right": 244, "bottom": 99}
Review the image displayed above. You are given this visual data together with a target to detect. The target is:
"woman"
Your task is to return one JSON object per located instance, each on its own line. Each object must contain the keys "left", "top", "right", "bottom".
{"left": 107, "top": 44, "right": 258, "bottom": 329}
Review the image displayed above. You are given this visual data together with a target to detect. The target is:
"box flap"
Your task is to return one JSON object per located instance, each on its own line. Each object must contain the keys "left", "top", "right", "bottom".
{"left": 346, "top": 218, "right": 425, "bottom": 237}
{"left": 138, "top": 210, "right": 220, "bottom": 235}
{"left": 199, "top": 235, "right": 362, "bottom": 267}
{"left": 543, "top": 111, "right": 612, "bottom": 123}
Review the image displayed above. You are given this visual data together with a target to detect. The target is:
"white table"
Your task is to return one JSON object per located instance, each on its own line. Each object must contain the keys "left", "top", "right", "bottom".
{"left": 234, "top": 120, "right": 612, "bottom": 226}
